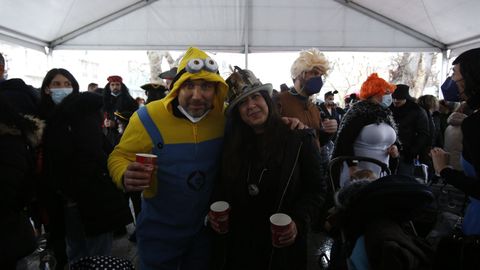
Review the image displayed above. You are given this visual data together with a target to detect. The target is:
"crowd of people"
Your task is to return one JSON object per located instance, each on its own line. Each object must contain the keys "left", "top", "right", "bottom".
{"left": 1, "top": 46, "right": 479, "bottom": 270}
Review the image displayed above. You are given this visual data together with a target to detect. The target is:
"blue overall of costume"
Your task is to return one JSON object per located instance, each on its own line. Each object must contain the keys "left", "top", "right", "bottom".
{"left": 136, "top": 106, "right": 222, "bottom": 269}
{"left": 461, "top": 156, "right": 480, "bottom": 235}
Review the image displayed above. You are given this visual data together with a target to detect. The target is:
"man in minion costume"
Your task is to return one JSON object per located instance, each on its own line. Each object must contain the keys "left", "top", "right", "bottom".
{"left": 108, "top": 47, "right": 228, "bottom": 270}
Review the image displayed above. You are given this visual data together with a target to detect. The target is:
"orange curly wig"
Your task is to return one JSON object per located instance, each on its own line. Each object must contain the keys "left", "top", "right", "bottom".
{"left": 359, "top": 73, "right": 396, "bottom": 100}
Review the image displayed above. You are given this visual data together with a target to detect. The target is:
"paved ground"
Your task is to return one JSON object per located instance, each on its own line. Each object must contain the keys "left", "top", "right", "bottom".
{"left": 24, "top": 223, "right": 138, "bottom": 270}
{"left": 24, "top": 225, "right": 331, "bottom": 270}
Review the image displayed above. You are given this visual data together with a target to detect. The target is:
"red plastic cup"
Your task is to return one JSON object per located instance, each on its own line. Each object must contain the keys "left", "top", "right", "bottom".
{"left": 270, "top": 213, "right": 292, "bottom": 247}
{"left": 209, "top": 201, "right": 230, "bottom": 234}
{"left": 136, "top": 153, "right": 157, "bottom": 185}
{"left": 135, "top": 153, "right": 157, "bottom": 168}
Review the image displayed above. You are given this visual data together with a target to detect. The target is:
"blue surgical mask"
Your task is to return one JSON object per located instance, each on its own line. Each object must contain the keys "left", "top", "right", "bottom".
{"left": 380, "top": 94, "right": 392, "bottom": 108}
{"left": 441, "top": 77, "right": 460, "bottom": 102}
{"left": 51, "top": 88, "right": 73, "bottom": 104}
{"left": 303, "top": 76, "right": 324, "bottom": 96}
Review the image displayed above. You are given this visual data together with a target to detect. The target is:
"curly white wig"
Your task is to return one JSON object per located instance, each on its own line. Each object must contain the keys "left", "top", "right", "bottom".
{"left": 290, "top": 48, "right": 330, "bottom": 80}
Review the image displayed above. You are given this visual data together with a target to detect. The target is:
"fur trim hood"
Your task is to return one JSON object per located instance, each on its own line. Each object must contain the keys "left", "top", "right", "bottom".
{"left": 0, "top": 114, "right": 45, "bottom": 147}
{"left": 337, "top": 100, "right": 398, "bottom": 139}
{"left": 334, "top": 180, "right": 371, "bottom": 210}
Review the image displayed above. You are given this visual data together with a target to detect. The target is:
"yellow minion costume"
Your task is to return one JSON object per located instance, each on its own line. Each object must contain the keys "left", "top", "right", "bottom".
{"left": 108, "top": 47, "right": 227, "bottom": 270}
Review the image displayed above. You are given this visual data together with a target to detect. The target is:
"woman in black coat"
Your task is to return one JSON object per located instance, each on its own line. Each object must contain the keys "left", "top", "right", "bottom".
{"left": 0, "top": 94, "right": 44, "bottom": 268}
{"left": 431, "top": 48, "right": 480, "bottom": 237}
{"left": 209, "top": 67, "right": 326, "bottom": 270}
{"left": 40, "top": 69, "right": 132, "bottom": 264}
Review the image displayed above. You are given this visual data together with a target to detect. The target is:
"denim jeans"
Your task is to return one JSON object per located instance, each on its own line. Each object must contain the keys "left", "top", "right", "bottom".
{"left": 64, "top": 204, "right": 113, "bottom": 264}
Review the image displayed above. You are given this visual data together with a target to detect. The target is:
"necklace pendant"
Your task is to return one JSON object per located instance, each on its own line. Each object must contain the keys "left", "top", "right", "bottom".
{"left": 248, "top": 184, "right": 260, "bottom": 196}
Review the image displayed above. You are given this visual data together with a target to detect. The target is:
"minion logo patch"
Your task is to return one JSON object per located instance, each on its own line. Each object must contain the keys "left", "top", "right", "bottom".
{"left": 187, "top": 170, "right": 206, "bottom": 191}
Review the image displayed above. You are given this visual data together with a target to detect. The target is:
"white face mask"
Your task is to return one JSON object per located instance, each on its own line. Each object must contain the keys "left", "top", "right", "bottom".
{"left": 177, "top": 105, "right": 210, "bottom": 123}
{"left": 380, "top": 94, "right": 393, "bottom": 108}
{"left": 51, "top": 87, "right": 73, "bottom": 104}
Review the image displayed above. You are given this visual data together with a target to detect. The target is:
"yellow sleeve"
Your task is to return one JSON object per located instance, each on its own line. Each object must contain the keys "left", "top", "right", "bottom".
{"left": 108, "top": 112, "right": 153, "bottom": 189}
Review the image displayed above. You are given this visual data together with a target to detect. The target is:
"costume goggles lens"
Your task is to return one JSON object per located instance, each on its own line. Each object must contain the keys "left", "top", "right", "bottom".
{"left": 185, "top": 57, "right": 219, "bottom": 73}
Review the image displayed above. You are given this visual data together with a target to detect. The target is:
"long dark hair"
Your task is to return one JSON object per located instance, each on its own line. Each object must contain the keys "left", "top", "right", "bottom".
{"left": 38, "top": 68, "right": 79, "bottom": 119}
{"left": 453, "top": 48, "right": 480, "bottom": 101}
{"left": 222, "top": 90, "right": 290, "bottom": 180}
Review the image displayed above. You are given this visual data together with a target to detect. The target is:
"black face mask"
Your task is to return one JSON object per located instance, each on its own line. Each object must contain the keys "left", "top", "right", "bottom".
{"left": 302, "top": 76, "right": 323, "bottom": 96}
{"left": 441, "top": 76, "right": 460, "bottom": 102}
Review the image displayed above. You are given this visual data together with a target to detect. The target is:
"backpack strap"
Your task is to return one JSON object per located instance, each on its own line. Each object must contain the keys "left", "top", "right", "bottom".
{"left": 137, "top": 106, "right": 164, "bottom": 150}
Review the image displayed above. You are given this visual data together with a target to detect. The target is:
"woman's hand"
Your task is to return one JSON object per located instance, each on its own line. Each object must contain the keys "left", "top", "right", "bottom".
{"left": 123, "top": 162, "right": 154, "bottom": 192}
{"left": 281, "top": 117, "right": 307, "bottom": 130}
{"left": 387, "top": 144, "right": 399, "bottom": 158}
{"left": 207, "top": 211, "right": 223, "bottom": 234}
{"left": 430, "top": 147, "right": 450, "bottom": 175}
{"left": 275, "top": 221, "right": 297, "bottom": 247}
{"left": 321, "top": 119, "right": 338, "bottom": 134}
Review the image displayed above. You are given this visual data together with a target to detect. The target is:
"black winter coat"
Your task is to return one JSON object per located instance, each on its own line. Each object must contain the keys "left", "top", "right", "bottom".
{"left": 389, "top": 100, "right": 430, "bottom": 162}
{"left": 0, "top": 98, "right": 44, "bottom": 265}
{"left": 318, "top": 102, "right": 344, "bottom": 126}
{"left": 212, "top": 129, "right": 326, "bottom": 270}
{"left": 44, "top": 92, "right": 132, "bottom": 236}
{"left": 102, "top": 83, "right": 138, "bottom": 146}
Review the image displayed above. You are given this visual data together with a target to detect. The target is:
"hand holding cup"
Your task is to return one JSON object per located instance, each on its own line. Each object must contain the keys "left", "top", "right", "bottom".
{"left": 321, "top": 118, "right": 338, "bottom": 134}
{"left": 123, "top": 153, "right": 157, "bottom": 192}
{"left": 270, "top": 213, "right": 297, "bottom": 248}
{"left": 208, "top": 201, "right": 230, "bottom": 234}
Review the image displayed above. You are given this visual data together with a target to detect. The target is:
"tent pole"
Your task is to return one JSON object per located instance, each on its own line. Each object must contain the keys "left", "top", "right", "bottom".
{"left": 244, "top": 0, "right": 251, "bottom": 69}
{"left": 439, "top": 49, "right": 450, "bottom": 98}
{"left": 245, "top": 45, "right": 249, "bottom": 69}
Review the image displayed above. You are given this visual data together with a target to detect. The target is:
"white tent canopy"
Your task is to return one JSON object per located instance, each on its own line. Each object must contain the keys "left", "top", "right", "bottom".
{"left": 0, "top": 0, "right": 479, "bottom": 55}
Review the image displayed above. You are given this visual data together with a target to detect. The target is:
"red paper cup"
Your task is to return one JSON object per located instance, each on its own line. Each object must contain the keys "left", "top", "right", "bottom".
{"left": 136, "top": 153, "right": 157, "bottom": 185}
{"left": 209, "top": 201, "right": 230, "bottom": 234}
{"left": 135, "top": 153, "right": 157, "bottom": 168}
{"left": 270, "top": 213, "right": 292, "bottom": 247}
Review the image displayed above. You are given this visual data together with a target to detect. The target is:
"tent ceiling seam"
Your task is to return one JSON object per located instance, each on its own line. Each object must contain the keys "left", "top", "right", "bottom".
{"left": 0, "top": 25, "right": 48, "bottom": 46}
{"left": 420, "top": 0, "right": 440, "bottom": 41}
{"left": 335, "top": 0, "right": 446, "bottom": 50}
{"left": 49, "top": 0, "right": 159, "bottom": 49}
{"left": 448, "top": 34, "right": 480, "bottom": 49}
{"left": 55, "top": 0, "right": 78, "bottom": 41}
